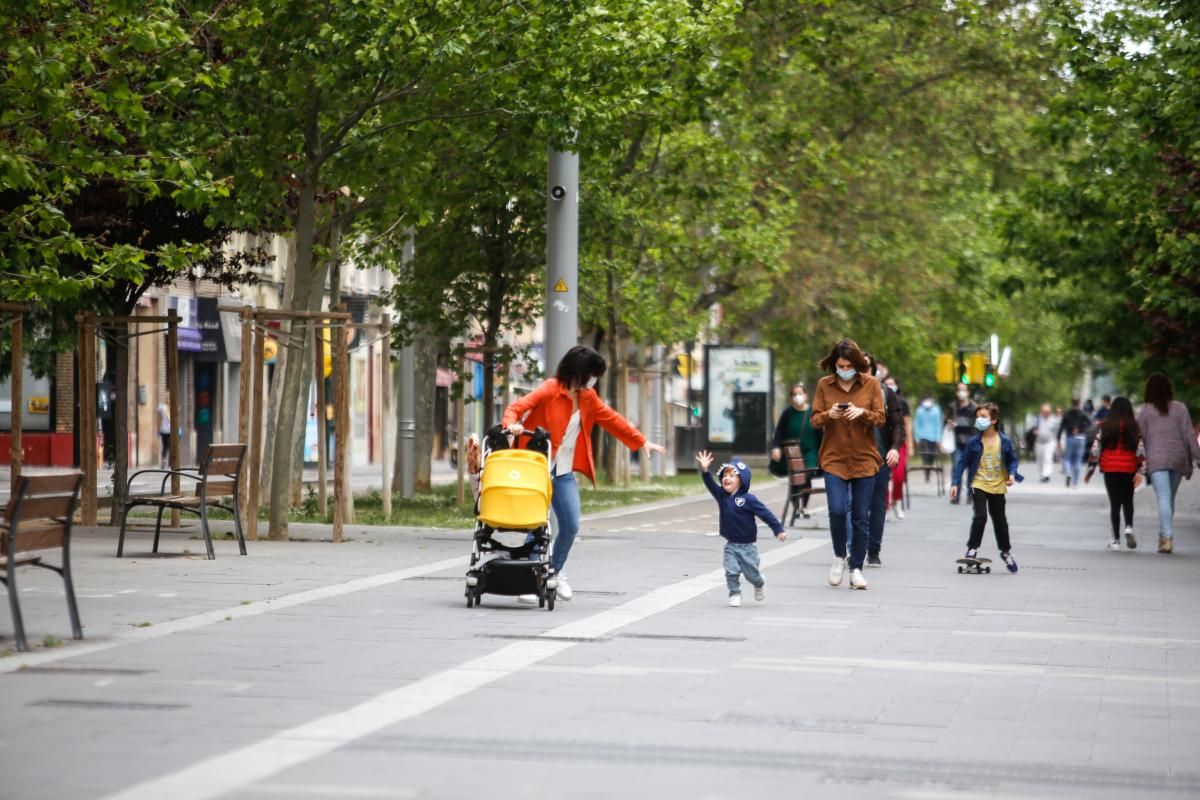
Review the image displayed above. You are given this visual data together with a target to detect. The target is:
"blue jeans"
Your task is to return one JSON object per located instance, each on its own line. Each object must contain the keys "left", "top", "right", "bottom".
{"left": 869, "top": 464, "right": 891, "bottom": 555}
{"left": 1149, "top": 470, "right": 1183, "bottom": 539}
{"left": 825, "top": 473, "right": 875, "bottom": 570}
{"left": 1063, "top": 435, "right": 1086, "bottom": 485}
{"left": 549, "top": 472, "right": 581, "bottom": 573}
{"left": 723, "top": 541, "right": 763, "bottom": 595}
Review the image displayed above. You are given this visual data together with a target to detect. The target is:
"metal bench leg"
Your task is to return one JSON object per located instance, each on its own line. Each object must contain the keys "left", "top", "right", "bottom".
{"left": 5, "top": 566, "right": 29, "bottom": 653}
{"left": 232, "top": 498, "right": 247, "bottom": 556}
{"left": 153, "top": 506, "right": 166, "bottom": 553}
{"left": 61, "top": 550, "right": 83, "bottom": 641}
{"left": 200, "top": 503, "right": 216, "bottom": 560}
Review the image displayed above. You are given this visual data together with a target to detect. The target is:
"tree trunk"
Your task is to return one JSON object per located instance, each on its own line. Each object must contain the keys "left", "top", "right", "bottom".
{"left": 413, "top": 328, "right": 437, "bottom": 492}
{"left": 290, "top": 259, "right": 329, "bottom": 506}
{"left": 108, "top": 327, "right": 130, "bottom": 525}
{"left": 267, "top": 167, "right": 319, "bottom": 540}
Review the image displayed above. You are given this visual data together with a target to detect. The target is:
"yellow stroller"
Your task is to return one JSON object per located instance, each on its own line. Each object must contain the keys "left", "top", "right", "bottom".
{"left": 465, "top": 426, "right": 558, "bottom": 609}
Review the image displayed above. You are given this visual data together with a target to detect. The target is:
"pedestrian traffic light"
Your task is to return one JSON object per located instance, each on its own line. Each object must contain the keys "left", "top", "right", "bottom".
{"left": 984, "top": 362, "right": 996, "bottom": 387}
{"left": 936, "top": 353, "right": 955, "bottom": 384}
{"left": 967, "top": 353, "right": 987, "bottom": 385}
{"left": 674, "top": 354, "right": 693, "bottom": 378}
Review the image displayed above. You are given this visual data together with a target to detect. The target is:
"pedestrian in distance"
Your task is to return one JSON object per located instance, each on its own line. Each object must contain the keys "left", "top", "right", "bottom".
{"left": 769, "top": 382, "right": 821, "bottom": 518}
{"left": 950, "top": 403, "right": 1024, "bottom": 573}
{"left": 1093, "top": 394, "right": 1112, "bottom": 424}
{"left": 950, "top": 385, "right": 976, "bottom": 503}
{"left": 1136, "top": 373, "right": 1200, "bottom": 554}
{"left": 696, "top": 450, "right": 787, "bottom": 607}
{"left": 1084, "top": 396, "right": 1143, "bottom": 551}
{"left": 914, "top": 393, "right": 944, "bottom": 479}
{"left": 883, "top": 376, "right": 911, "bottom": 520}
{"left": 156, "top": 394, "right": 171, "bottom": 469}
{"left": 810, "top": 338, "right": 885, "bottom": 590}
{"left": 1032, "top": 403, "right": 1060, "bottom": 483}
{"left": 1058, "top": 398, "right": 1091, "bottom": 488}
{"left": 503, "top": 345, "right": 666, "bottom": 602}
{"left": 863, "top": 353, "right": 904, "bottom": 568}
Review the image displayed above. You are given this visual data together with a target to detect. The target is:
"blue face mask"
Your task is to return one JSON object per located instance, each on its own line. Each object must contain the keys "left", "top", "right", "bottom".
{"left": 974, "top": 417, "right": 992, "bottom": 431}
{"left": 836, "top": 368, "right": 857, "bottom": 381}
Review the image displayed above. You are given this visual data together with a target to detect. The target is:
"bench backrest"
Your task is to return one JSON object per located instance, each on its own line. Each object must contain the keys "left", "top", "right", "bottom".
{"left": 2, "top": 473, "right": 83, "bottom": 555}
{"left": 196, "top": 443, "right": 246, "bottom": 498}
{"left": 782, "top": 441, "right": 810, "bottom": 486}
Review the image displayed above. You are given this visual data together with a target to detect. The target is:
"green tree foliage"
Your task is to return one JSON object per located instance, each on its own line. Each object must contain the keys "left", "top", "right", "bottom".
{"left": 1008, "top": 0, "right": 1200, "bottom": 397}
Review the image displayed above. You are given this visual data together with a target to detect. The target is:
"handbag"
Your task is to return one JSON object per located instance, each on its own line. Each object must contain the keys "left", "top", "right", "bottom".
{"left": 938, "top": 422, "right": 956, "bottom": 455}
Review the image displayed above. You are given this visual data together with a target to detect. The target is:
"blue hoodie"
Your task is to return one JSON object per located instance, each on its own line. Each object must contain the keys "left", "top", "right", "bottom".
{"left": 701, "top": 458, "right": 786, "bottom": 544}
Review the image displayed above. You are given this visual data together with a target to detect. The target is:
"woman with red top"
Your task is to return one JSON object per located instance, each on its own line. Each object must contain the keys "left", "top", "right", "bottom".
{"left": 1085, "top": 396, "right": 1142, "bottom": 551}
{"left": 503, "top": 345, "right": 665, "bottom": 601}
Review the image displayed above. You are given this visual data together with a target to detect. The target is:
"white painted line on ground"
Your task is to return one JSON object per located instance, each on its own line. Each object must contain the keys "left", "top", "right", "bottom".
{"left": 953, "top": 629, "right": 1200, "bottom": 647}
{"left": 98, "top": 537, "right": 827, "bottom": 800}
{"left": 0, "top": 555, "right": 467, "bottom": 675}
{"left": 738, "top": 655, "right": 1200, "bottom": 685}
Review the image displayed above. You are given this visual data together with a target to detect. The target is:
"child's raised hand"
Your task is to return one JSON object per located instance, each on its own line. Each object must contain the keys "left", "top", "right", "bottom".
{"left": 776, "top": 531, "right": 788, "bottom": 543}
{"left": 696, "top": 450, "right": 714, "bottom": 471}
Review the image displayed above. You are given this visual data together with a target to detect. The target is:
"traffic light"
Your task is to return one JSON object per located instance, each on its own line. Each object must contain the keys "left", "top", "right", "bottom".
{"left": 935, "top": 353, "right": 955, "bottom": 384}
{"left": 966, "top": 353, "right": 987, "bottom": 385}
{"left": 984, "top": 362, "right": 996, "bottom": 387}
{"left": 674, "top": 353, "right": 693, "bottom": 378}
{"left": 959, "top": 352, "right": 969, "bottom": 385}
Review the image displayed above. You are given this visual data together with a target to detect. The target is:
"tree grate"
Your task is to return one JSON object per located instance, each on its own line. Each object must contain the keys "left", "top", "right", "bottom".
{"left": 355, "top": 734, "right": 1200, "bottom": 793}
{"left": 29, "top": 699, "right": 188, "bottom": 711}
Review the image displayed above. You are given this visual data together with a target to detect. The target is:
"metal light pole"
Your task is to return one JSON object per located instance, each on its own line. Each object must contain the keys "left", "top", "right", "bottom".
{"left": 545, "top": 145, "right": 579, "bottom": 375}
{"left": 397, "top": 230, "right": 416, "bottom": 498}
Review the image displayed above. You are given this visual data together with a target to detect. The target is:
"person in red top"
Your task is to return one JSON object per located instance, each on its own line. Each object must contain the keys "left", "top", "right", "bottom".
{"left": 1085, "top": 396, "right": 1143, "bottom": 551}
{"left": 503, "top": 345, "right": 665, "bottom": 601}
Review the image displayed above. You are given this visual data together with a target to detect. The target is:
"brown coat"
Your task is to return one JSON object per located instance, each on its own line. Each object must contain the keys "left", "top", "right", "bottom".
{"left": 811, "top": 373, "right": 886, "bottom": 480}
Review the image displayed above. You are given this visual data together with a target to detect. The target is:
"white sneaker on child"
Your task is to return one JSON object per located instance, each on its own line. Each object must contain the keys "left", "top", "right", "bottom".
{"left": 754, "top": 585, "right": 765, "bottom": 602}
{"left": 728, "top": 594, "right": 741, "bottom": 607}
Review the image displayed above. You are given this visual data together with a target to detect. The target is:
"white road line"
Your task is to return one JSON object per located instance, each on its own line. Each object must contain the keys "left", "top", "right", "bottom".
{"left": 0, "top": 555, "right": 468, "bottom": 675}
{"left": 737, "top": 655, "right": 1200, "bottom": 685}
{"left": 953, "top": 629, "right": 1200, "bottom": 647}
{"left": 98, "top": 538, "right": 827, "bottom": 800}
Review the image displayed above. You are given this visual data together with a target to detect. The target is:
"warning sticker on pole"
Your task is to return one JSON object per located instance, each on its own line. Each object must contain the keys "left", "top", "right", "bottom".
{"left": 553, "top": 279, "right": 569, "bottom": 292}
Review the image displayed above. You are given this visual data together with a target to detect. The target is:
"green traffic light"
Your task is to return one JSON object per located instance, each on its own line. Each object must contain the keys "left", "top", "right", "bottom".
{"left": 960, "top": 374, "right": 969, "bottom": 384}
{"left": 984, "top": 374, "right": 996, "bottom": 387}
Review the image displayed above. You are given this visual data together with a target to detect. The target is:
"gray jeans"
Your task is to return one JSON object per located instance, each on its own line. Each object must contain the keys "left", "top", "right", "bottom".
{"left": 723, "top": 541, "right": 764, "bottom": 595}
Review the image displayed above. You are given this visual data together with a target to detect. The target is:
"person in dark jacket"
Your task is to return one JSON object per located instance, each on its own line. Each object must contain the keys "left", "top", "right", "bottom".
{"left": 950, "top": 387, "right": 977, "bottom": 503}
{"left": 951, "top": 403, "right": 1025, "bottom": 572}
{"left": 1058, "top": 398, "right": 1092, "bottom": 488}
{"left": 770, "top": 382, "right": 821, "bottom": 517}
{"left": 863, "top": 353, "right": 905, "bottom": 567}
{"left": 697, "top": 450, "right": 787, "bottom": 607}
{"left": 1084, "top": 396, "right": 1142, "bottom": 551}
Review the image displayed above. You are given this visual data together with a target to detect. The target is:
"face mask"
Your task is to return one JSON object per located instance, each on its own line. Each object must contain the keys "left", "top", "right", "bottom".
{"left": 921, "top": 399, "right": 934, "bottom": 408}
{"left": 836, "top": 368, "right": 857, "bottom": 381}
{"left": 974, "top": 417, "right": 992, "bottom": 431}
{"left": 793, "top": 393, "right": 806, "bottom": 405}
{"left": 586, "top": 376, "right": 597, "bottom": 390}
{"left": 957, "top": 392, "right": 968, "bottom": 401}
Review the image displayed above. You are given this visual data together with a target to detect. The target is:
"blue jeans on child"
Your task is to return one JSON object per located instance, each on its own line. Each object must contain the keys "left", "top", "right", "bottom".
{"left": 1149, "top": 469, "right": 1183, "bottom": 540}
{"left": 825, "top": 472, "right": 876, "bottom": 570}
{"left": 723, "top": 541, "right": 763, "bottom": 595}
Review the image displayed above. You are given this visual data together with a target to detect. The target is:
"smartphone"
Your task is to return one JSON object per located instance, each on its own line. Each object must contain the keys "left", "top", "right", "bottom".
{"left": 837, "top": 403, "right": 850, "bottom": 410}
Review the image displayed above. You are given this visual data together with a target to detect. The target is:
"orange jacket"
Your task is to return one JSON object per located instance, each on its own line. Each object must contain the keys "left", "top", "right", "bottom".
{"left": 502, "top": 378, "right": 647, "bottom": 485}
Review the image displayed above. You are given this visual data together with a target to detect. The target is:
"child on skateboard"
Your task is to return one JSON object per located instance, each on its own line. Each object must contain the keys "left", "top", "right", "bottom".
{"left": 950, "top": 403, "right": 1024, "bottom": 572}
{"left": 697, "top": 450, "right": 787, "bottom": 606}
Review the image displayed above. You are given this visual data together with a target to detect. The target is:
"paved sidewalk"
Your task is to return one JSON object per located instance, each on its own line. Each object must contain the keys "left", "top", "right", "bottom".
{"left": 1, "top": 472, "right": 1198, "bottom": 799}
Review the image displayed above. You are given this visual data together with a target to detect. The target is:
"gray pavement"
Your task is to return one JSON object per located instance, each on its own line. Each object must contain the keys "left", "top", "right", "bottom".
{"left": 2, "top": 471, "right": 1199, "bottom": 799}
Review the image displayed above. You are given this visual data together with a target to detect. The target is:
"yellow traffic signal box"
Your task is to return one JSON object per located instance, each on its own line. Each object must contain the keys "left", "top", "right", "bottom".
{"left": 936, "top": 353, "right": 955, "bottom": 384}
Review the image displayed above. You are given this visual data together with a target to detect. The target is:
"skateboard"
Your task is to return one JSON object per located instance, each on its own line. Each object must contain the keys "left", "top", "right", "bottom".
{"left": 956, "top": 557, "right": 992, "bottom": 574}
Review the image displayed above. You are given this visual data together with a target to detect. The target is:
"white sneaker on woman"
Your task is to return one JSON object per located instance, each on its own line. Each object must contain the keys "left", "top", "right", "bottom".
{"left": 892, "top": 503, "right": 905, "bottom": 521}
{"left": 828, "top": 558, "right": 847, "bottom": 587}
{"left": 556, "top": 575, "right": 573, "bottom": 601}
{"left": 1106, "top": 540, "right": 1121, "bottom": 551}
{"left": 849, "top": 569, "right": 868, "bottom": 590}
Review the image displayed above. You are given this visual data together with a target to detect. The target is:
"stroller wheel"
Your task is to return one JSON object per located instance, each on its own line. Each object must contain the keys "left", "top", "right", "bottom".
{"left": 465, "top": 588, "right": 476, "bottom": 608}
{"left": 538, "top": 593, "right": 545, "bottom": 608}
{"left": 546, "top": 589, "right": 556, "bottom": 611}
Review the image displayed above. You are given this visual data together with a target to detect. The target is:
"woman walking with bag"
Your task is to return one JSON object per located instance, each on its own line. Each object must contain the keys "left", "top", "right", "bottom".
{"left": 1084, "top": 397, "right": 1143, "bottom": 551}
{"left": 1136, "top": 373, "right": 1200, "bottom": 554}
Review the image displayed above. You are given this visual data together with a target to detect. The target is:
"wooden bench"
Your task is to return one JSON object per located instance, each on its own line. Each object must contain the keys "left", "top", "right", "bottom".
{"left": 1, "top": 473, "right": 84, "bottom": 653}
{"left": 780, "top": 441, "right": 824, "bottom": 526}
{"left": 117, "top": 443, "right": 247, "bottom": 560}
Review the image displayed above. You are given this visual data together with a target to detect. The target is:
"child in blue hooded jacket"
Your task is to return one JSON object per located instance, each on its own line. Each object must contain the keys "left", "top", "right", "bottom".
{"left": 697, "top": 450, "right": 788, "bottom": 607}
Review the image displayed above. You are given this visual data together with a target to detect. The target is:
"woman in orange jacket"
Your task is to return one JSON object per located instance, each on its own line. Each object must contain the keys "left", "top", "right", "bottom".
{"left": 503, "top": 345, "right": 665, "bottom": 600}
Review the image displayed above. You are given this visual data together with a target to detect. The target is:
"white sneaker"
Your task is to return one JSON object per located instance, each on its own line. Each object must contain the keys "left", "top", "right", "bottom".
{"left": 728, "top": 594, "right": 741, "bottom": 607}
{"left": 1124, "top": 526, "right": 1137, "bottom": 550}
{"left": 849, "top": 569, "right": 868, "bottom": 590}
{"left": 893, "top": 503, "right": 905, "bottom": 521}
{"left": 828, "top": 558, "right": 847, "bottom": 587}
{"left": 1106, "top": 540, "right": 1121, "bottom": 551}
{"left": 556, "top": 575, "right": 573, "bottom": 601}
{"left": 517, "top": 594, "right": 538, "bottom": 605}
{"left": 754, "top": 585, "right": 765, "bottom": 602}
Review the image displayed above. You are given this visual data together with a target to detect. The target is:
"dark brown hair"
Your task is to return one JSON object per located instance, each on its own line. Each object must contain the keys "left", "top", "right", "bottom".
{"left": 818, "top": 338, "right": 869, "bottom": 374}
{"left": 1099, "top": 396, "right": 1140, "bottom": 452}
{"left": 977, "top": 402, "right": 1000, "bottom": 422}
{"left": 1144, "top": 372, "right": 1172, "bottom": 416}
{"left": 554, "top": 345, "right": 607, "bottom": 390}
